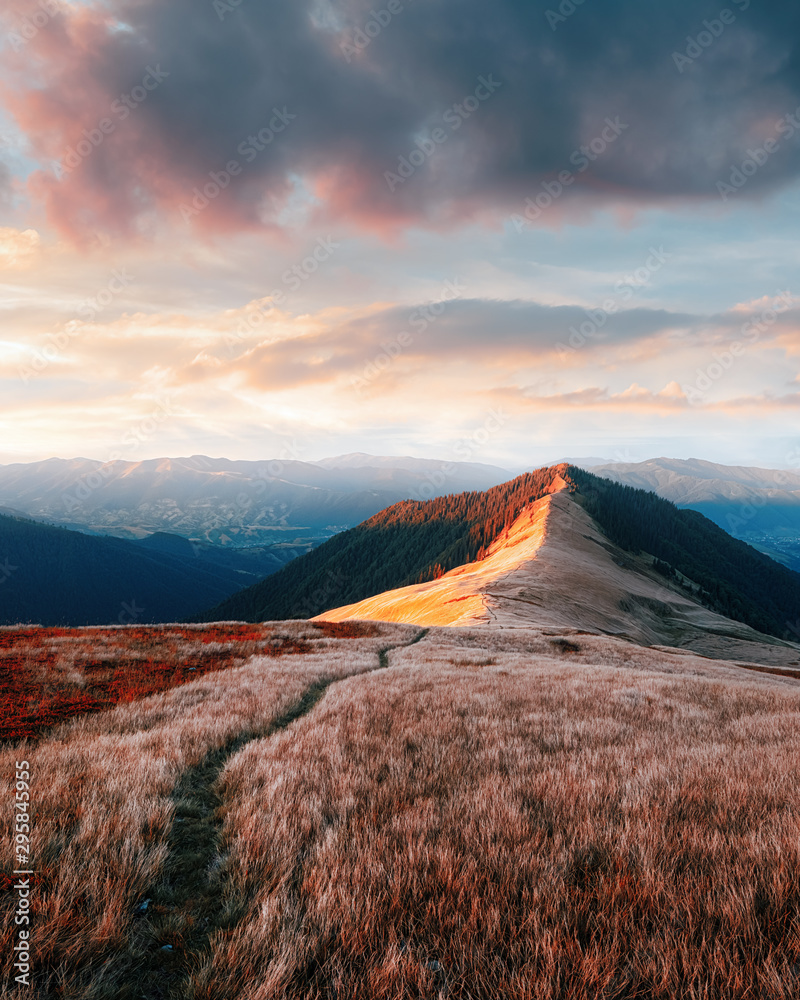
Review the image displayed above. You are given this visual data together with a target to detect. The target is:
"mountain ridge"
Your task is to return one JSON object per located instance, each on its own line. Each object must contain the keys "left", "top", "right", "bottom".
{"left": 205, "top": 464, "right": 800, "bottom": 646}
{"left": 316, "top": 486, "right": 800, "bottom": 666}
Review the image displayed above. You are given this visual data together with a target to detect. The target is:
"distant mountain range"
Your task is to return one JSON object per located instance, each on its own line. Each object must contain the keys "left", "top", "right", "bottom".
{"left": 590, "top": 458, "right": 800, "bottom": 571}
{"left": 205, "top": 465, "right": 800, "bottom": 650}
{"left": 0, "top": 454, "right": 509, "bottom": 546}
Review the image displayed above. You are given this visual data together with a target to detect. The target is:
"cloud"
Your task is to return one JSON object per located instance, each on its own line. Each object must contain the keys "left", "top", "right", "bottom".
{"left": 489, "top": 383, "right": 800, "bottom": 415}
{"left": 0, "top": 226, "right": 40, "bottom": 268}
{"left": 4, "top": 0, "right": 800, "bottom": 242}
{"left": 186, "top": 296, "right": 746, "bottom": 393}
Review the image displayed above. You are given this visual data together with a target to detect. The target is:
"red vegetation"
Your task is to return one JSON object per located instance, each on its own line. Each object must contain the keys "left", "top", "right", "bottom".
{"left": 0, "top": 623, "right": 318, "bottom": 743}
{"left": 310, "top": 620, "right": 384, "bottom": 639}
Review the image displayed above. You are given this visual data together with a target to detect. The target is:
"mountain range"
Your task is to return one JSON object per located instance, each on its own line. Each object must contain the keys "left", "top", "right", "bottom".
{"left": 0, "top": 454, "right": 508, "bottom": 545}
{"left": 3, "top": 455, "right": 800, "bottom": 643}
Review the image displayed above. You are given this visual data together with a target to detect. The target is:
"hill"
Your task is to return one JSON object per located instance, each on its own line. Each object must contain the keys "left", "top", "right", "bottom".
{"left": 591, "top": 457, "right": 800, "bottom": 570}
{"left": 202, "top": 466, "right": 570, "bottom": 622}
{"left": 0, "top": 513, "right": 280, "bottom": 626}
{"left": 206, "top": 465, "right": 800, "bottom": 644}
{"left": 2, "top": 621, "right": 799, "bottom": 999}
{"left": 317, "top": 488, "right": 800, "bottom": 665}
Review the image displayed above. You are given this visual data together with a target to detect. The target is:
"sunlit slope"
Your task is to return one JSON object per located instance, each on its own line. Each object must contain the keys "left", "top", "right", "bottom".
{"left": 317, "top": 489, "right": 800, "bottom": 665}
{"left": 313, "top": 492, "right": 554, "bottom": 627}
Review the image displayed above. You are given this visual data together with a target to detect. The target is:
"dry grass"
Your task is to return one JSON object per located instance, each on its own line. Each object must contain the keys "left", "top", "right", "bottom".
{"left": 1, "top": 623, "right": 798, "bottom": 998}
{"left": 189, "top": 631, "right": 800, "bottom": 999}
{"left": 0, "top": 621, "right": 417, "bottom": 998}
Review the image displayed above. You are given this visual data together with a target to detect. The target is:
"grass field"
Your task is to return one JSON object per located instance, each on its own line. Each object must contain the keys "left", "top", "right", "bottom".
{"left": 1, "top": 624, "right": 799, "bottom": 998}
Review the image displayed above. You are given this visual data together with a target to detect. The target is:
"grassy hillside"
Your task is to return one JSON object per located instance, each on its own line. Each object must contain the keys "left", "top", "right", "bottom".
{"left": 206, "top": 465, "right": 800, "bottom": 640}
{"left": 2, "top": 624, "right": 798, "bottom": 998}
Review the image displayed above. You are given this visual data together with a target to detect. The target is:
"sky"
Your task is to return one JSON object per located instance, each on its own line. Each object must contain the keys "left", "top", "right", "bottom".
{"left": 0, "top": 0, "right": 799, "bottom": 470}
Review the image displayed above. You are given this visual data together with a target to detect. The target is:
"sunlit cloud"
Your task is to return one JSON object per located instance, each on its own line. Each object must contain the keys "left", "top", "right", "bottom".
{"left": 0, "top": 226, "right": 40, "bottom": 267}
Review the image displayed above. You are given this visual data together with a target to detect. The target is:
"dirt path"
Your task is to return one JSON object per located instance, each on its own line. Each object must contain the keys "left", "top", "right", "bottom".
{"left": 130, "top": 630, "right": 428, "bottom": 1000}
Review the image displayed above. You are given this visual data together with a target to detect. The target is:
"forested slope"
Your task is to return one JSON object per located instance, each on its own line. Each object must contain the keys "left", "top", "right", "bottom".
{"left": 0, "top": 514, "right": 255, "bottom": 626}
{"left": 203, "top": 467, "right": 568, "bottom": 621}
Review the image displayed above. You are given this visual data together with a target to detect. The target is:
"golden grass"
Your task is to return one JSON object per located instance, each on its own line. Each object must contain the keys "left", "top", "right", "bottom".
{"left": 2, "top": 624, "right": 798, "bottom": 998}
{"left": 0, "top": 621, "right": 417, "bottom": 999}
{"left": 190, "top": 631, "right": 800, "bottom": 999}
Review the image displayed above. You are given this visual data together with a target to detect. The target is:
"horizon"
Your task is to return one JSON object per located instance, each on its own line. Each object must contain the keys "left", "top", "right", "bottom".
{"left": 2, "top": 450, "right": 800, "bottom": 476}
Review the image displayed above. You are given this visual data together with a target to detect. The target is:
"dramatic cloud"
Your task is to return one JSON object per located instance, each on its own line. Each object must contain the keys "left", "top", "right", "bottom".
{"left": 4, "top": 0, "right": 800, "bottom": 241}
{"left": 180, "top": 295, "right": 796, "bottom": 395}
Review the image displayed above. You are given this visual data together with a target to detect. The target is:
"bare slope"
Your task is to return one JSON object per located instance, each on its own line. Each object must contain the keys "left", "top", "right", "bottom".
{"left": 316, "top": 488, "right": 800, "bottom": 666}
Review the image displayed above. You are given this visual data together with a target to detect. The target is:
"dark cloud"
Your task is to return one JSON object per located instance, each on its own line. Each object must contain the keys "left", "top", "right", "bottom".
{"left": 202, "top": 297, "right": 710, "bottom": 391}
{"left": 7, "top": 0, "right": 800, "bottom": 239}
